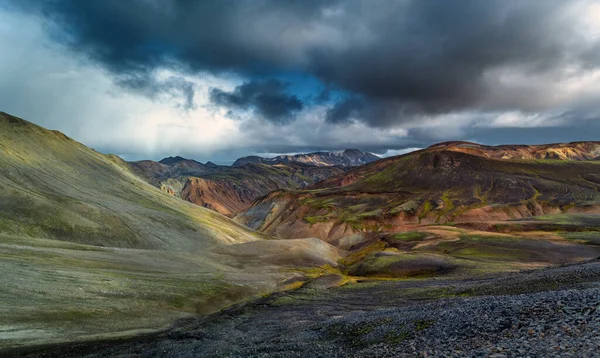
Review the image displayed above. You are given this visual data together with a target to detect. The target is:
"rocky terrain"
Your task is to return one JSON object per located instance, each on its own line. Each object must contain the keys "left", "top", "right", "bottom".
{"left": 9, "top": 259, "right": 600, "bottom": 358}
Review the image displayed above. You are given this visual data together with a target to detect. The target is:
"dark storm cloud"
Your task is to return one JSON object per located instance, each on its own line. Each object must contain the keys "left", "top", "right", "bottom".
{"left": 117, "top": 74, "right": 196, "bottom": 110}
{"left": 9, "top": 0, "right": 600, "bottom": 127}
{"left": 210, "top": 79, "right": 304, "bottom": 123}
{"left": 325, "top": 97, "right": 365, "bottom": 124}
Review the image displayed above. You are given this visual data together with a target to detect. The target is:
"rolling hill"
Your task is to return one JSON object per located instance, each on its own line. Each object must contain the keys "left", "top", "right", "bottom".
{"left": 0, "top": 112, "right": 262, "bottom": 249}
{"left": 0, "top": 112, "right": 342, "bottom": 348}
{"left": 237, "top": 141, "right": 600, "bottom": 243}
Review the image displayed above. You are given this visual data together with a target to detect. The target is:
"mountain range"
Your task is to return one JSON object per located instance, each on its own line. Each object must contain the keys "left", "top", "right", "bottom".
{"left": 2, "top": 110, "right": 600, "bottom": 352}
{"left": 129, "top": 149, "right": 378, "bottom": 216}
{"left": 232, "top": 149, "right": 380, "bottom": 167}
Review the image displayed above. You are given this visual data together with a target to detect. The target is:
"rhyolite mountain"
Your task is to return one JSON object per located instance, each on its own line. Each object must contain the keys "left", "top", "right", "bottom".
{"left": 237, "top": 141, "right": 600, "bottom": 243}
{"left": 232, "top": 149, "right": 380, "bottom": 167}
{"left": 131, "top": 160, "right": 346, "bottom": 216}
{"left": 176, "top": 163, "right": 346, "bottom": 216}
{"left": 129, "top": 149, "right": 376, "bottom": 216}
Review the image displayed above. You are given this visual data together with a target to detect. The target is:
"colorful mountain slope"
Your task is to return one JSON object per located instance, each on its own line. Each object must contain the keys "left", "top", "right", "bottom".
{"left": 237, "top": 143, "right": 600, "bottom": 243}
{"left": 429, "top": 141, "right": 600, "bottom": 161}
{"left": 131, "top": 158, "right": 347, "bottom": 216}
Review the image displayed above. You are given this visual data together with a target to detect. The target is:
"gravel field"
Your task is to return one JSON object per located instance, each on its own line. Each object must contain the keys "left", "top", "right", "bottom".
{"left": 6, "top": 260, "right": 600, "bottom": 358}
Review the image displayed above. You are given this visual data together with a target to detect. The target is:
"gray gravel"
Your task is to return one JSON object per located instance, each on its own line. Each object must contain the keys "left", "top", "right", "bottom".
{"left": 7, "top": 260, "right": 600, "bottom": 358}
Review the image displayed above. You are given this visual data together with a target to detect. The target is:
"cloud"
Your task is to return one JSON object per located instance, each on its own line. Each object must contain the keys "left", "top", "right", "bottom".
{"left": 210, "top": 79, "right": 303, "bottom": 123}
{"left": 9, "top": 0, "right": 598, "bottom": 127}
{"left": 325, "top": 96, "right": 365, "bottom": 124}
{"left": 117, "top": 74, "right": 197, "bottom": 110}
{"left": 2, "top": 1, "right": 600, "bottom": 163}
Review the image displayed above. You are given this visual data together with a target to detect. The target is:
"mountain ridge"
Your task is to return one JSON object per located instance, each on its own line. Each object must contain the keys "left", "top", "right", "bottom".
{"left": 427, "top": 141, "right": 600, "bottom": 161}
{"left": 130, "top": 152, "right": 353, "bottom": 216}
{"left": 232, "top": 148, "right": 380, "bottom": 167}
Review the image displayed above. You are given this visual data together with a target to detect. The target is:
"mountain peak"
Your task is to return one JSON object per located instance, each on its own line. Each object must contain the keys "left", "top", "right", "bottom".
{"left": 159, "top": 156, "right": 191, "bottom": 165}
{"left": 232, "top": 149, "right": 379, "bottom": 167}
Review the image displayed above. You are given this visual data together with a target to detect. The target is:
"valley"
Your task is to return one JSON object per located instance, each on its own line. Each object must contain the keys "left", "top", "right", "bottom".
{"left": 3, "top": 2, "right": 600, "bottom": 356}
{"left": 1, "top": 112, "right": 599, "bottom": 356}
{"left": 0, "top": 112, "right": 343, "bottom": 349}
{"left": 129, "top": 150, "right": 368, "bottom": 216}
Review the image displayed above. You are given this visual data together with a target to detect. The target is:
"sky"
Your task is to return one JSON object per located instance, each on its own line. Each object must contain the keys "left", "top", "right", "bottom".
{"left": 1, "top": 0, "right": 600, "bottom": 164}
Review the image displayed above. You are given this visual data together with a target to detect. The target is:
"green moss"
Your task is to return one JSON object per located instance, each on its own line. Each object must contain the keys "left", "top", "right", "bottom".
{"left": 433, "top": 191, "right": 456, "bottom": 223}
{"left": 304, "top": 215, "right": 329, "bottom": 226}
{"left": 418, "top": 200, "right": 433, "bottom": 223}
{"left": 434, "top": 234, "right": 535, "bottom": 261}
{"left": 389, "top": 200, "right": 420, "bottom": 215}
{"left": 561, "top": 231, "right": 600, "bottom": 246}
{"left": 341, "top": 241, "right": 388, "bottom": 266}
{"left": 345, "top": 252, "right": 453, "bottom": 278}
{"left": 382, "top": 330, "right": 411, "bottom": 344}
{"left": 270, "top": 295, "right": 297, "bottom": 306}
{"left": 388, "top": 231, "right": 427, "bottom": 242}
{"left": 415, "top": 319, "right": 434, "bottom": 331}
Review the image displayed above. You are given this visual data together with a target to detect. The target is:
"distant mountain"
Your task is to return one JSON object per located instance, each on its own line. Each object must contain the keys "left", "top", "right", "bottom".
{"left": 178, "top": 163, "right": 346, "bottom": 216}
{"left": 130, "top": 149, "right": 379, "bottom": 216}
{"left": 237, "top": 141, "right": 600, "bottom": 243}
{"left": 159, "top": 156, "right": 192, "bottom": 165}
{"left": 130, "top": 156, "right": 222, "bottom": 185}
{"left": 130, "top": 156, "right": 347, "bottom": 216}
{"left": 232, "top": 149, "right": 380, "bottom": 167}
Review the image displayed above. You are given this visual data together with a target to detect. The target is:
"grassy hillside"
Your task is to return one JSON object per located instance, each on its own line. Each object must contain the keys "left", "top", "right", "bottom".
{"left": 0, "top": 112, "right": 346, "bottom": 348}
{"left": 0, "top": 112, "right": 263, "bottom": 249}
